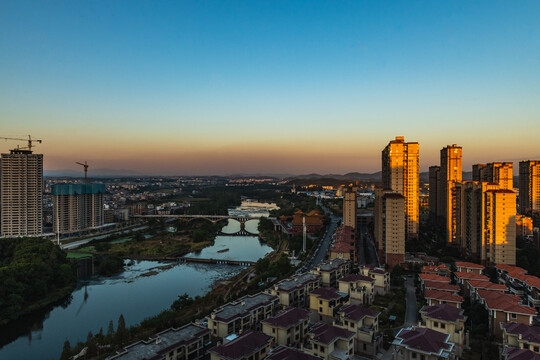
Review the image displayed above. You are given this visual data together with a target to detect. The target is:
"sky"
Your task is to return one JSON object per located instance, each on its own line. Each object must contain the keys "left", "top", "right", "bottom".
{"left": 1, "top": 1, "right": 539, "bottom": 176}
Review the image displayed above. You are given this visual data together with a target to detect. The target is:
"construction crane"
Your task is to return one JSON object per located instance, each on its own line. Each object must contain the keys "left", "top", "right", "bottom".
{"left": 0, "top": 135, "right": 42, "bottom": 152}
{"left": 76, "top": 161, "right": 89, "bottom": 183}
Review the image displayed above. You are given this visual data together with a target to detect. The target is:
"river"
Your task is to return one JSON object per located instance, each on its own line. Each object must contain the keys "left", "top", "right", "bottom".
{"left": 0, "top": 201, "right": 276, "bottom": 360}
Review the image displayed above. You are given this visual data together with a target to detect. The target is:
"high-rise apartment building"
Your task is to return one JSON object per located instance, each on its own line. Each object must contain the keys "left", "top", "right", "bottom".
{"left": 428, "top": 166, "right": 440, "bottom": 221}
{"left": 374, "top": 188, "right": 405, "bottom": 268}
{"left": 472, "top": 162, "right": 513, "bottom": 190}
{"left": 439, "top": 145, "right": 462, "bottom": 244}
{"left": 53, "top": 184, "right": 105, "bottom": 235}
{"left": 519, "top": 161, "right": 540, "bottom": 213}
{"left": 485, "top": 189, "right": 516, "bottom": 265}
{"left": 343, "top": 186, "right": 357, "bottom": 229}
{"left": 0, "top": 149, "right": 43, "bottom": 237}
{"left": 381, "top": 136, "right": 419, "bottom": 239}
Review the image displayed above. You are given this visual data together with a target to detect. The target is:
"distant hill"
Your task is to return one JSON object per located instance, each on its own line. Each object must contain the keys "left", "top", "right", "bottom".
{"left": 44, "top": 168, "right": 142, "bottom": 178}
{"left": 292, "top": 171, "right": 473, "bottom": 183}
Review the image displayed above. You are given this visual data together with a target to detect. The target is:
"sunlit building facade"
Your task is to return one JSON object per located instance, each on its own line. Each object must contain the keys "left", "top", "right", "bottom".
{"left": 439, "top": 145, "right": 462, "bottom": 244}
{"left": 343, "top": 186, "right": 357, "bottom": 229}
{"left": 381, "top": 136, "right": 419, "bottom": 239}
{"left": 519, "top": 160, "right": 540, "bottom": 213}
{"left": 374, "top": 188, "right": 405, "bottom": 268}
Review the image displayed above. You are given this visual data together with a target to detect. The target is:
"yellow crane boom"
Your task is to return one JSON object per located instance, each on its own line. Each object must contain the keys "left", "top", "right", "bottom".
{"left": 76, "top": 161, "right": 89, "bottom": 183}
{"left": 0, "top": 135, "right": 42, "bottom": 152}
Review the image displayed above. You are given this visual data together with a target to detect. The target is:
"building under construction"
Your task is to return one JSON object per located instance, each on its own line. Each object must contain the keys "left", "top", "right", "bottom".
{"left": 52, "top": 183, "right": 105, "bottom": 235}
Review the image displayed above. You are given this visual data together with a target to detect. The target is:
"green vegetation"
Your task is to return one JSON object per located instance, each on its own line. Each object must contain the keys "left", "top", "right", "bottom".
{"left": 516, "top": 236, "right": 540, "bottom": 277}
{"left": 270, "top": 192, "right": 319, "bottom": 217}
{"left": 94, "top": 255, "right": 125, "bottom": 276}
{"left": 0, "top": 237, "right": 76, "bottom": 325}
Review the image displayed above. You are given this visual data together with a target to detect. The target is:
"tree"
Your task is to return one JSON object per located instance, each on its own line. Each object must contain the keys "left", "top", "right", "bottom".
{"left": 86, "top": 331, "right": 97, "bottom": 357}
{"left": 60, "top": 339, "right": 71, "bottom": 360}
{"left": 171, "top": 293, "right": 194, "bottom": 311}
{"left": 115, "top": 314, "right": 129, "bottom": 345}
{"left": 107, "top": 320, "right": 115, "bottom": 339}
{"left": 135, "top": 232, "right": 145, "bottom": 242}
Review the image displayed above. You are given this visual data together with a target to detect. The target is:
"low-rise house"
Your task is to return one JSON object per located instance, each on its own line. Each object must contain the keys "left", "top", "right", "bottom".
{"left": 455, "top": 261, "right": 485, "bottom": 275}
{"left": 334, "top": 304, "right": 381, "bottom": 356}
{"left": 360, "top": 265, "right": 390, "bottom": 295}
{"left": 424, "top": 289, "right": 463, "bottom": 308}
{"left": 505, "top": 273, "right": 540, "bottom": 312}
{"left": 497, "top": 264, "right": 528, "bottom": 285}
{"left": 503, "top": 347, "right": 540, "bottom": 360}
{"left": 109, "top": 323, "right": 211, "bottom": 360}
{"left": 209, "top": 331, "right": 271, "bottom": 360}
{"left": 303, "top": 322, "right": 355, "bottom": 360}
{"left": 419, "top": 304, "right": 467, "bottom": 355}
{"left": 423, "top": 281, "right": 460, "bottom": 295}
{"left": 261, "top": 307, "right": 310, "bottom": 347}
{"left": 311, "top": 258, "right": 351, "bottom": 288}
{"left": 418, "top": 274, "right": 451, "bottom": 292}
{"left": 501, "top": 322, "right": 540, "bottom": 353}
{"left": 338, "top": 274, "right": 375, "bottom": 305}
{"left": 268, "top": 272, "right": 321, "bottom": 308}
{"left": 207, "top": 293, "right": 279, "bottom": 338}
{"left": 267, "top": 346, "right": 321, "bottom": 360}
{"left": 453, "top": 272, "right": 489, "bottom": 291}
{"left": 481, "top": 295, "right": 536, "bottom": 338}
{"left": 467, "top": 280, "right": 507, "bottom": 301}
{"left": 422, "top": 264, "right": 450, "bottom": 277}
{"left": 309, "top": 287, "right": 349, "bottom": 323}
{"left": 392, "top": 327, "right": 456, "bottom": 360}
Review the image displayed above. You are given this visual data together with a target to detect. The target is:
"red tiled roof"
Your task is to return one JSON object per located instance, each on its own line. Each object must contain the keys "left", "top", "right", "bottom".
{"left": 467, "top": 280, "right": 507, "bottom": 291}
{"left": 508, "top": 273, "right": 540, "bottom": 290}
{"left": 481, "top": 293, "right": 536, "bottom": 315}
{"left": 310, "top": 287, "right": 342, "bottom": 301}
{"left": 339, "top": 304, "right": 379, "bottom": 322}
{"left": 419, "top": 274, "right": 451, "bottom": 283}
{"left": 454, "top": 272, "right": 489, "bottom": 281}
{"left": 262, "top": 308, "right": 309, "bottom": 329}
{"left": 476, "top": 289, "right": 520, "bottom": 303}
{"left": 339, "top": 274, "right": 374, "bottom": 283}
{"left": 210, "top": 331, "right": 271, "bottom": 359}
{"left": 420, "top": 304, "right": 465, "bottom": 323}
{"left": 422, "top": 264, "right": 450, "bottom": 273}
{"left": 455, "top": 261, "right": 484, "bottom": 269}
{"left": 395, "top": 327, "right": 452, "bottom": 354}
{"left": 496, "top": 264, "right": 527, "bottom": 275}
{"left": 267, "top": 346, "right": 320, "bottom": 360}
{"left": 424, "top": 289, "right": 463, "bottom": 304}
{"left": 310, "top": 323, "right": 354, "bottom": 345}
{"left": 424, "top": 281, "right": 460, "bottom": 293}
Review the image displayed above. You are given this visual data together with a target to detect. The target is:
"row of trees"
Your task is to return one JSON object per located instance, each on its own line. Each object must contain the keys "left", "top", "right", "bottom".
{"left": 0, "top": 237, "right": 76, "bottom": 324}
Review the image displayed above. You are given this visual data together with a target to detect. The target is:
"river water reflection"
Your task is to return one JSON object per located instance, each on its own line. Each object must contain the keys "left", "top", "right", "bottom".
{"left": 0, "top": 201, "right": 276, "bottom": 360}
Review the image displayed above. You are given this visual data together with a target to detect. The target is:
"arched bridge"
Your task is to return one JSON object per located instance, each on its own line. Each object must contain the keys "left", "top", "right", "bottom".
{"left": 132, "top": 214, "right": 261, "bottom": 235}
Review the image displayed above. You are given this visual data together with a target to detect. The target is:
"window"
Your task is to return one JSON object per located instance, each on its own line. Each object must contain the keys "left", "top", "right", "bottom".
{"left": 412, "top": 352, "right": 417, "bottom": 358}
{"left": 434, "top": 321, "right": 439, "bottom": 327}
{"left": 511, "top": 313, "right": 517, "bottom": 319}
{"left": 441, "top": 323, "right": 446, "bottom": 329}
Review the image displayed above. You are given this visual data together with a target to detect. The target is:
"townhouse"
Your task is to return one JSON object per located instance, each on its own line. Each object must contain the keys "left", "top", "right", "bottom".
{"left": 418, "top": 274, "right": 451, "bottom": 292}
{"left": 392, "top": 327, "right": 456, "bottom": 360}
{"left": 467, "top": 280, "right": 507, "bottom": 301}
{"left": 267, "top": 273, "right": 321, "bottom": 308}
{"left": 338, "top": 274, "right": 375, "bottom": 305}
{"left": 303, "top": 322, "right": 355, "bottom": 360}
{"left": 419, "top": 304, "right": 467, "bottom": 355}
{"left": 360, "top": 265, "right": 390, "bottom": 295}
{"left": 311, "top": 258, "right": 351, "bottom": 288}
{"left": 267, "top": 346, "right": 320, "bottom": 360}
{"left": 424, "top": 289, "right": 463, "bottom": 308}
{"left": 209, "top": 331, "right": 271, "bottom": 360}
{"left": 501, "top": 322, "right": 540, "bottom": 354}
{"left": 207, "top": 293, "right": 279, "bottom": 338}
{"left": 454, "top": 261, "right": 485, "bottom": 275}
{"left": 334, "top": 304, "right": 381, "bottom": 356}
{"left": 261, "top": 307, "right": 310, "bottom": 347}
{"left": 423, "top": 281, "right": 460, "bottom": 295}
{"left": 422, "top": 264, "right": 450, "bottom": 277}
{"left": 309, "top": 287, "right": 349, "bottom": 324}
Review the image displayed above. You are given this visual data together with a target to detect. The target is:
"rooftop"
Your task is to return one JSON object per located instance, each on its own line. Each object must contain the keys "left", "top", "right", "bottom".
{"left": 502, "top": 322, "right": 540, "bottom": 344}
{"left": 267, "top": 346, "right": 320, "bottom": 360}
{"left": 316, "top": 258, "right": 349, "bottom": 272}
{"left": 454, "top": 272, "right": 489, "bottom": 281}
{"left": 419, "top": 274, "right": 451, "bottom": 283}
{"left": 309, "top": 323, "right": 354, "bottom": 345}
{"left": 310, "top": 287, "right": 344, "bottom": 301}
{"left": 210, "top": 293, "right": 278, "bottom": 322}
{"left": 424, "top": 289, "right": 463, "bottom": 304}
{"left": 467, "top": 280, "right": 507, "bottom": 291}
{"left": 339, "top": 304, "right": 379, "bottom": 322}
{"left": 423, "top": 281, "right": 459, "bottom": 293}
{"left": 275, "top": 273, "right": 321, "bottom": 292}
{"left": 210, "top": 331, "right": 271, "bottom": 359}
{"left": 496, "top": 264, "right": 527, "bottom": 275}
{"left": 504, "top": 348, "right": 540, "bottom": 360}
{"left": 111, "top": 323, "right": 209, "bottom": 360}
{"left": 339, "top": 274, "right": 374, "bottom": 283}
{"left": 393, "top": 327, "right": 454, "bottom": 355}
{"left": 420, "top": 304, "right": 465, "bottom": 323}
{"left": 455, "top": 261, "right": 485, "bottom": 269}
{"left": 262, "top": 307, "right": 309, "bottom": 329}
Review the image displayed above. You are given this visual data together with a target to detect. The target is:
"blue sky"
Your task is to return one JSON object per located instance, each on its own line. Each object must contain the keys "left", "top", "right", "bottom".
{"left": 1, "top": 1, "right": 539, "bottom": 175}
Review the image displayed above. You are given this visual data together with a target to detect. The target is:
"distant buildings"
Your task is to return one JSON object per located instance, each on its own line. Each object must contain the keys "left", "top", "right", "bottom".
{"left": 343, "top": 186, "right": 357, "bottom": 230}
{"left": 519, "top": 161, "right": 540, "bottom": 213}
{"left": 439, "top": 144, "right": 462, "bottom": 245}
{"left": 0, "top": 149, "right": 43, "bottom": 237}
{"left": 381, "top": 136, "right": 419, "bottom": 239}
{"left": 329, "top": 225, "right": 356, "bottom": 263}
{"left": 52, "top": 183, "right": 106, "bottom": 235}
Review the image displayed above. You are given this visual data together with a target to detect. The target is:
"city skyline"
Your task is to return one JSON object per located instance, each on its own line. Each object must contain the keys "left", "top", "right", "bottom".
{"left": 2, "top": 1, "right": 540, "bottom": 175}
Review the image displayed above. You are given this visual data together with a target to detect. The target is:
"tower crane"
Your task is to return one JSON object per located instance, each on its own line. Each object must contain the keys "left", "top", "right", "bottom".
{"left": 0, "top": 135, "right": 42, "bottom": 152}
{"left": 76, "top": 161, "right": 89, "bottom": 184}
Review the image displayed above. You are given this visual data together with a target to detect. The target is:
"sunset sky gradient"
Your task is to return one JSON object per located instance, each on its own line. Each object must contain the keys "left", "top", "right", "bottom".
{"left": 1, "top": 1, "right": 539, "bottom": 175}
